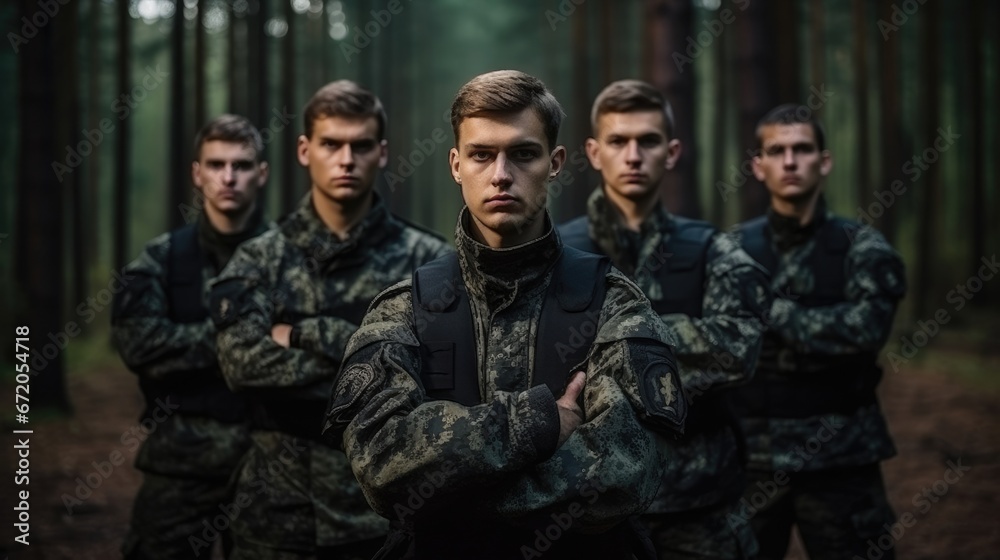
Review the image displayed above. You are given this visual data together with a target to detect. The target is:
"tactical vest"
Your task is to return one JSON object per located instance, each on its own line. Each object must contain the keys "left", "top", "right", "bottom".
{"left": 406, "top": 247, "right": 653, "bottom": 560}
{"left": 138, "top": 223, "right": 247, "bottom": 423}
{"left": 559, "top": 215, "right": 714, "bottom": 317}
{"left": 737, "top": 215, "right": 881, "bottom": 418}
{"left": 411, "top": 246, "right": 610, "bottom": 406}
{"left": 560, "top": 214, "right": 738, "bottom": 440}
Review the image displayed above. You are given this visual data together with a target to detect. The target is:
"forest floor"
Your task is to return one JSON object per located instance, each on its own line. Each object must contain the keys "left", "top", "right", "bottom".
{"left": 2, "top": 342, "right": 998, "bottom": 560}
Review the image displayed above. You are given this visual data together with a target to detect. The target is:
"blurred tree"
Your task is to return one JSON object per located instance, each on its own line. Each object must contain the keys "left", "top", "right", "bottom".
{"left": 114, "top": 0, "right": 130, "bottom": 273}
{"left": 852, "top": 0, "right": 871, "bottom": 212}
{"left": 281, "top": 0, "right": 298, "bottom": 215}
{"left": 195, "top": 0, "right": 206, "bottom": 128}
{"left": 808, "top": 0, "right": 825, "bottom": 119}
{"left": 969, "top": 0, "right": 986, "bottom": 284}
{"left": 709, "top": 3, "right": 729, "bottom": 227}
{"left": 15, "top": 0, "right": 69, "bottom": 409}
{"left": 169, "top": 7, "right": 187, "bottom": 229}
{"left": 771, "top": 0, "right": 801, "bottom": 102}
{"left": 733, "top": 0, "right": 777, "bottom": 220}
{"left": 915, "top": 0, "right": 941, "bottom": 318}
{"left": 646, "top": 0, "right": 699, "bottom": 219}
{"left": 877, "top": 0, "right": 904, "bottom": 244}
{"left": 85, "top": 0, "right": 102, "bottom": 286}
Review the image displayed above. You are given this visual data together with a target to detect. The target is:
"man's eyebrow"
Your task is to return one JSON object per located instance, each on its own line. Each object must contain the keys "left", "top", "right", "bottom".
{"left": 464, "top": 140, "right": 544, "bottom": 150}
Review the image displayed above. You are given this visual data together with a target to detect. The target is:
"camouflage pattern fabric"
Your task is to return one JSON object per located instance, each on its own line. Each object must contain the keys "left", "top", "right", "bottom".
{"left": 731, "top": 203, "right": 906, "bottom": 472}
{"left": 324, "top": 208, "right": 686, "bottom": 555}
{"left": 642, "top": 500, "right": 759, "bottom": 560}
{"left": 736, "top": 464, "right": 896, "bottom": 560}
{"left": 210, "top": 192, "right": 451, "bottom": 555}
{"left": 578, "top": 187, "right": 771, "bottom": 519}
{"left": 112, "top": 210, "right": 268, "bottom": 559}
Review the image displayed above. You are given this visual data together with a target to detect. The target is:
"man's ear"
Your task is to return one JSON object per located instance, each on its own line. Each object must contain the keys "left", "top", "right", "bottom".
{"left": 584, "top": 137, "right": 602, "bottom": 171}
{"left": 449, "top": 147, "right": 461, "bottom": 185}
{"left": 751, "top": 155, "right": 766, "bottom": 182}
{"left": 378, "top": 139, "right": 389, "bottom": 169}
{"left": 548, "top": 145, "right": 567, "bottom": 179}
{"left": 296, "top": 135, "right": 310, "bottom": 167}
{"left": 191, "top": 161, "right": 203, "bottom": 189}
{"left": 664, "top": 138, "right": 682, "bottom": 170}
{"left": 819, "top": 149, "right": 833, "bottom": 177}
{"left": 256, "top": 161, "right": 269, "bottom": 187}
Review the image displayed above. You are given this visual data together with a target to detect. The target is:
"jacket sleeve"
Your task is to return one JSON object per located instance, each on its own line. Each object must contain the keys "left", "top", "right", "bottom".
{"left": 325, "top": 282, "right": 563, "bottom": 518}
{"left": 484, "top": 272, "right": 683, "bottom": 528}
{"left": 291, "top": 316, "right": 359, "bottom": 363}
{"left": 111, "top": 234, "right": 218, "bottom": 380}
{"left": 210, "top": 241, "right": 338, "bottom": 391}
{"left": 659, "top": 233, "right": 771, "bottom": 394}
{"left": 326, "top": 274, "right": 684, "bottom": 530}
{"left": 767, "top": 227, "right": 906, "bottom": 354}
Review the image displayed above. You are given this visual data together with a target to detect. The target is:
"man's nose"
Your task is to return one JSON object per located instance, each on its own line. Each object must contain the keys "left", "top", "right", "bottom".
{"left": 491, "top": 153, "right": 513, "bottom": 186}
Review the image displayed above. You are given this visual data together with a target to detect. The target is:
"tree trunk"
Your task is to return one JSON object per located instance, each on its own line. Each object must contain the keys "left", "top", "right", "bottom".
{"left": 968, "top": 0, "right": 986, "bottom": 285}
{"left": 876, "top": 0, "right": 903, "bottom": 243}
{"left": 14, "top": 0, "right": 69, "bottom": 410}
{"left": 114, "top": 0, "right": 131, "bottom": 273}
{"left": 734, "top": 0, "right": 776, "bottom": 220}
{"left": 281, "top": 0, "right": 299, "bottom": 214}
{"left": 169, "top": 8, "right": 187, "bottom": 228}
{"left": 646, "top": 0, "right": 699, "bottom": 219}
{"left": 852, "top": 0, "right": 871, "bottom": 213}
{"left": 915, "top": 1, "right": 941, "bottom": 319}
{"left": 772, "top": 0, "right": 801, "bottom": 102}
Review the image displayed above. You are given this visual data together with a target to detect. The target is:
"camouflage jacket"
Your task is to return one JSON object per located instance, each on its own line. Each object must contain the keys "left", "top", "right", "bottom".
{"left": 324, "top": 208, "right": 686, "bottom": 549}
{"left": 733, "top": 201, "right": 906, "bottom": 472}
{"left": 111, "top": 209, "right": 267, "bottom": 478}
{"left": 209, "top": 192, "right": 450, "bottom": 550}
{"left": 566, "top": 187, "right": 771, "bottom": 513}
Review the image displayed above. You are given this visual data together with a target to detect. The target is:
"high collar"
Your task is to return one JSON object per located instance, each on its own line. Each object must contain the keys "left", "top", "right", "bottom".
{"left": 586, "top": 186, "right": 672, "bottom": 275}
{"left": 197, "top": 203, "right": 266, "bottom": 272}
{"left": 281, "top": 191, "right": 395, "bottom": 266}
{"left": 767, "top": 195, "right": 830, "bottom": 251}
{"left": 454, "top": 207, "right": 561, "bottom": 306}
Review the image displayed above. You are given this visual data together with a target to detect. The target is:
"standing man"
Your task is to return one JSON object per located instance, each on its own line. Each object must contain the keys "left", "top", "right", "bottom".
{"left": 559, "top": 79, "right": 770, "bottom": 559}
{"left": 324, "top": 70, "right": 687, "bottom": 560}
{"left": 210, "top": 80, "right": 450, "bottom": 560}
{"left": 112, "top": 114, "right": 270, "bottom": 559}
{"left": 733, "top": 104, "right": 906, "bottom": 559}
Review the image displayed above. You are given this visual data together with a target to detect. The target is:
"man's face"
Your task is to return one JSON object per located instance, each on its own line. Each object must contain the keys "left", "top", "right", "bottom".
{"left": 449, "top": 108, "right": 566, "bottom": 248}
{"left": 191, "top": 140, "right": 267, "bottom": 215}
{"left": 297, "top": 115, "right": 387, "bottom": 205}
{"left": 752, "top": 123, "right": 832, "bottom": 204}
{"left": 586, "top": 110, "right": 680, "bottom": 201}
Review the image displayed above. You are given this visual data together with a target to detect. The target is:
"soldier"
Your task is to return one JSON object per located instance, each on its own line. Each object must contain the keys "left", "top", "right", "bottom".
{"left": 732, "top": 104, "right": 906, "bottom": 560}
{"left": 558, "top": 79, "right": 770, "bottom": 559}
{"left": 323, "top": 70, "right": 687, "bottom": 560}
{"left": 111, "top": 114, "right": 270, "bottom": 559}
{"left": 209, "top": 80, "right": 451, "bottom": 560}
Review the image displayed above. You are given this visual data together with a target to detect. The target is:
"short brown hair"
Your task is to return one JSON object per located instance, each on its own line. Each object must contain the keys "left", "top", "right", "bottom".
{"left": 591, "top": 79, "right": 675, "bottom": 139}
{"left": 450, "top": 70, "right": 564, "bottom": 151}
{"left": 193, "top": 114, "right": 264, "bottom": 161}
{"left": 303, "top": 80, "right": 387, "bottom": 140}
{"left": 756, "top": 103, "right": 826, "bottom": 152}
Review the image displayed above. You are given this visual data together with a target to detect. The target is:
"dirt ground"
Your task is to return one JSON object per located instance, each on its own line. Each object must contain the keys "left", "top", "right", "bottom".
{"left": 2, "top": 359, "right": 998, "bottom": 560}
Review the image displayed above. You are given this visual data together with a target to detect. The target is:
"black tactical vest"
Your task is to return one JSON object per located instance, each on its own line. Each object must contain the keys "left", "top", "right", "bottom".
{"left": 140, "top": 223, "right": 247, "bottom": 423}
{"left": 737, "top": 215, "right": 881, "bottom": 418}
{"left": 559, "top": 215, "right": 715, "bottom": 317}
{"left": 411, "top": 246, "right": 611, "bottom": 406}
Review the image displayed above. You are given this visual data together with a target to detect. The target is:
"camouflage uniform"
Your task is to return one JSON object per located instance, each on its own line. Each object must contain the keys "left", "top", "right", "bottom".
{"left": 209, "top": 193, "right": 450, "bottom": 559}
{"left": 560, "top": 187, "right": 770, "bottom": 559}
{"left": 731, "top": 199, "right": 906, "bottom": 560}
{"left": 112, "top": 208, "right": 268, "bottom": 559}
{"left": 324, "top": 208, "right": 687, "bottom": 560}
